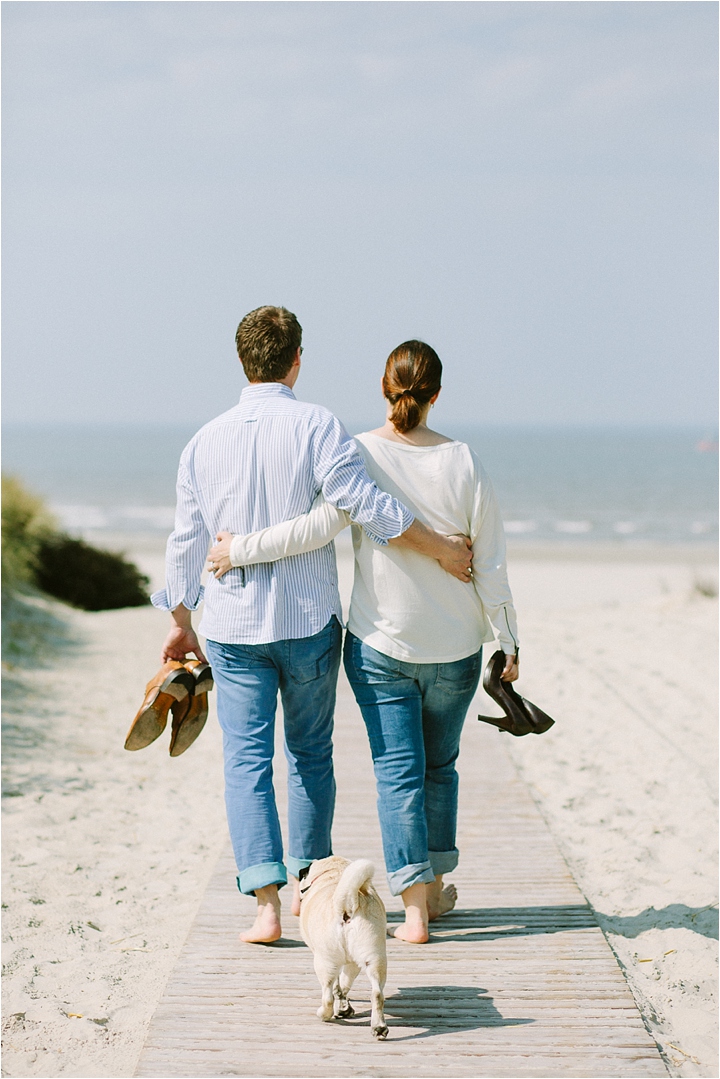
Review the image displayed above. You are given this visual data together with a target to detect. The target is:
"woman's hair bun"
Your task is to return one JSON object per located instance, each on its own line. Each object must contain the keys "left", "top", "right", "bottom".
{"left": 382, "top": 340, "right": 442, "bottom": 434}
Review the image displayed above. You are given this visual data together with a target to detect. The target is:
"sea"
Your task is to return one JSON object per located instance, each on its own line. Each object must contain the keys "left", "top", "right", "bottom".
{"left": 2, "top": 423, "right": 717, "bottom": 547}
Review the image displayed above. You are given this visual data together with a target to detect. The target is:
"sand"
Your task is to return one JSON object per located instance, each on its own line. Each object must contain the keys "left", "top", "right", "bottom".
{"left": 503, "top": 552, "right": 718, "bottom": 1077}
{"left": 2, "top": 536, "right": 717, "bottom": 1077}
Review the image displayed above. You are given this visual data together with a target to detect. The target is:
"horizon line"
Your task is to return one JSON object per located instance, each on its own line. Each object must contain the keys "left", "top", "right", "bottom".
{"left": 3, "top": 419, "right": 716, "bottom": 431}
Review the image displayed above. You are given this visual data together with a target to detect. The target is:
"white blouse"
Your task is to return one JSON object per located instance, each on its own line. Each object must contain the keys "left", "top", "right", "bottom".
{"left": 230, "top": 432, "right": 519, "bottom": 663}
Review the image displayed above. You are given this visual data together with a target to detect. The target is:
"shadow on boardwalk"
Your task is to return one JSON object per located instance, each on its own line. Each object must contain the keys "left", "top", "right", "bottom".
{"left": 340, "top": 985, "right": 534, "bottom": 1041}
{"left": 388, "top": 903, "right": 598, "bottom": 942}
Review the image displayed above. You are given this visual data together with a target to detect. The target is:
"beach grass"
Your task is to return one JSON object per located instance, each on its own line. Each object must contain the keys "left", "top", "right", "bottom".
{"left": 1, "top": 473, "right": 56, "bottom": 591}
{"left": 2, "top": 475, "right": 150, "bottom": 630}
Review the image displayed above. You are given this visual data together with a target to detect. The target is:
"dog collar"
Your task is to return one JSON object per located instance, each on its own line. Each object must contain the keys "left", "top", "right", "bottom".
{"left": 298, "top": 866, "right": 335, "bottom": 897}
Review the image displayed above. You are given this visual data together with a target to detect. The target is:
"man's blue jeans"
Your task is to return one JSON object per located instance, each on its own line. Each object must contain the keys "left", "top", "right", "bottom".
{"left": 344, "top": 632, "right": 482, "bottom": 896}
{"left": 206, "top": 616, "right": 341, "bottom": 895}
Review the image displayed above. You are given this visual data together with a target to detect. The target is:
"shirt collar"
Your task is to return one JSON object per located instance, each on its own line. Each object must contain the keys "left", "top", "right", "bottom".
{"left": 240, "top": 383, "right": 296, "bottom": 401}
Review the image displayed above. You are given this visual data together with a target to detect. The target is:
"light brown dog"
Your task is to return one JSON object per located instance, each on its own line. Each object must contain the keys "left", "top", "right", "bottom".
{"left": 299, "top": 856, "right": 388, "bottom": 1039}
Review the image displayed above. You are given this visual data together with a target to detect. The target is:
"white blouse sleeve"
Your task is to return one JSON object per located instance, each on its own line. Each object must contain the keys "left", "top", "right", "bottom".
{"left": 470, "top": 461, "right": 520, "bottom": 655}
{"left": 229, "top": 496, "right": 350, "bottom": 566}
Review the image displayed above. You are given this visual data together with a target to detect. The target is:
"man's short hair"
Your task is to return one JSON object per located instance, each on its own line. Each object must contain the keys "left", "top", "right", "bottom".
{"left": 235, "top": 306, "right": 302, "bottom": 382}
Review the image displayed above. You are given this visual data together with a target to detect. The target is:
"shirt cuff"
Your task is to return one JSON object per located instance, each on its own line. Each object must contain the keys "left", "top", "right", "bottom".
{"left": 363, "top": 507, "right": 414, "bottom": 546}
{"left": 229, "top": 535, "right": 245, "bottom": 567}
{"left": 151, "top": 585, "right": 205, "bottom": 612}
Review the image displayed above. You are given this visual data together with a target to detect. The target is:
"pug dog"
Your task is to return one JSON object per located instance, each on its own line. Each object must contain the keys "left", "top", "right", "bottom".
{"left": 299, "top": 856, "right": 388, "bottom": 1039}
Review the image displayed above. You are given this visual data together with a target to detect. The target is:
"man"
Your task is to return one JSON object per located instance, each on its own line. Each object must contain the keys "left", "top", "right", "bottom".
{"left": 152, "top": 306, "right": 472, "bottom": 943}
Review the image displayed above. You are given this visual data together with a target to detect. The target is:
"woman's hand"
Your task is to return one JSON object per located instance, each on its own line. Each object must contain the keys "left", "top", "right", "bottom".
{"left": 208, "top": 531, "right": 233, "bottom": 578}
{"left": 501, "top": 654, "right": 519, "bottom": 682}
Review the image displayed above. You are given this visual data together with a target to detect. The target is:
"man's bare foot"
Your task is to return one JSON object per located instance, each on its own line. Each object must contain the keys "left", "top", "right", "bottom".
{"left": 240, "top": 885, "right": 282, "bottom": 944}
{"left": 427, "top": 879, "right": 457, "bottom": 921}
{"left": 387, "top": 920, "right": 429, "bottom": 944}
{"left": 290, "top": 877, "right": 301, "bottom": 917}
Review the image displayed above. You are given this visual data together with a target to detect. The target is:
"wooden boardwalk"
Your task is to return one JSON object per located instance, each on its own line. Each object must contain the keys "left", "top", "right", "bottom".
{"left": 135, "top": 667, "right": 668, "bottom": 1078}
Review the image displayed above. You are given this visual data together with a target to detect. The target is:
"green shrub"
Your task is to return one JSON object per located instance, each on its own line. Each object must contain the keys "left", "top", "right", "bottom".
{"left": 2, "top": 474, "right": 151, "bottom": 611}
{"left": 1, "top": 474, "right": 55, "bottom": 591}
{"left": 36, "top": 534, "right": 151, "bottom": 611}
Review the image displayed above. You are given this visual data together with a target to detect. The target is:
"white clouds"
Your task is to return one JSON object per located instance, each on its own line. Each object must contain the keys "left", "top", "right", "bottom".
{"left": 5, "top": 3, "right": 715, "bottom": 177}
{"left": 2, "top": 1, "right": 717, "bottom": 424}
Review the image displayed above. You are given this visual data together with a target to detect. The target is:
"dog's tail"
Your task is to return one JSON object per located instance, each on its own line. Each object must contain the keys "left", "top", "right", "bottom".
{"left": 332, "top": 859, "right": 375, "bottom": 921}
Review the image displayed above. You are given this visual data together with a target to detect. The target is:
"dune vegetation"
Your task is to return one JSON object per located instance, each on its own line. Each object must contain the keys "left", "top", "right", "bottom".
{"left": 2, "top": 474, "right": 150, "bottom": 637}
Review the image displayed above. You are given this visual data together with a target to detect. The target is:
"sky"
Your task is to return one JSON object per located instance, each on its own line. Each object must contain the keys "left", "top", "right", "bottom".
{"left": 2, "top": 1, "right": 717, "bottom": 429}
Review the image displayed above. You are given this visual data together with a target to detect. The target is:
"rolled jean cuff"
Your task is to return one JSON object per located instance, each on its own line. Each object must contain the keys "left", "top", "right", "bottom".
{"left": 237, "top": 861, "right": 287, "bottom": 896}
{"left": 387, "top": 860, "right": 435, "bottom": 897}
{"left": 429, "top": 848, "right": 459, "bottom": 876}
{"left": 286, "top": 855, "right": 315, "bottom": 880}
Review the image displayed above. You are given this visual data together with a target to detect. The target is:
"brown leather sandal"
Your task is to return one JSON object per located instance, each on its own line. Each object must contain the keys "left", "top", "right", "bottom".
{"left": 124, "top": 661, "right": 195, "bottom": 751}
{"left": 168, "top": 661, "right": 213, "bottom": 757}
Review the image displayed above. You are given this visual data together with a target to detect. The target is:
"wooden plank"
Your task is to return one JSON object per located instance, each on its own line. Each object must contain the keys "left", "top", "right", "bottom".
{"left": 135, "top": 671, "right": 667, "bottom": 1078}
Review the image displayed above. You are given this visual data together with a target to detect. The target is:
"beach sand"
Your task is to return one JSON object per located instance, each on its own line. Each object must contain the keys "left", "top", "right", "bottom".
{"left": 2, "top": 535, "right": 717, "bottom": 1077}
{"left": 501, "top": 550, "right": 718, "bottom": 1077}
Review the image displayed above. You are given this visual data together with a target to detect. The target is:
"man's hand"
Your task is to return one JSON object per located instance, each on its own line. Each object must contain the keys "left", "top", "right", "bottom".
{"left": 501, "top": 654, "right": 519, "bottom": 682}
{"left": 161, "top": 604, "right": 207, "bottom": 664}
{"left": 390, "top": 520, "right": 473, "bottom": 582}
{"left": 208, "top": 532, "right": 233, "bottom": 579}
{"left": 435, "top": 534, "right": 473, "bottom": 582}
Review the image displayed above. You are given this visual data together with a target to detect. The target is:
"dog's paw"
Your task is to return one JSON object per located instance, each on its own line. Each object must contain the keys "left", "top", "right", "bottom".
{"left": 372, "top": 1024, "right": 388, "bottom": 1040}
{"left": 335, "top": 1002, "right": 355, "bottom": 1019}
{"left": 317, "top": 1006, "right": 334, "bottom": 1022}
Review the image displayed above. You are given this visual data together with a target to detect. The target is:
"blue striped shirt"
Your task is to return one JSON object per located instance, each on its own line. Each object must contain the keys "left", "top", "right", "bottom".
{"left": 151, "top": 383, "right": 414, "bottom": 644}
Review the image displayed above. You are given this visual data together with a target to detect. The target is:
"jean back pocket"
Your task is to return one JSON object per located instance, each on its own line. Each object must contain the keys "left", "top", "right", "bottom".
{"left": 287, "top": 617, "right": 341, "bottom": 684}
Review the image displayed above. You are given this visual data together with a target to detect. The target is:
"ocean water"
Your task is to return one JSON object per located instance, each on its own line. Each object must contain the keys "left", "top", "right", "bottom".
{"left": 2, "top": 423, "right": 717, "bottom": 546}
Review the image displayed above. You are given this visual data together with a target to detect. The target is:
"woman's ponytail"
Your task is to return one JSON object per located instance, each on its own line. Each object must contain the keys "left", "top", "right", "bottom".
{"left": 382, "top": 341, "right": 442, "bottom": 434}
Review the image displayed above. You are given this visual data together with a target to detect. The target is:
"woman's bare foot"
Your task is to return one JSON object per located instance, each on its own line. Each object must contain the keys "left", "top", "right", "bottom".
{"left": 290, "top": 877, "right": 301, "bottom": 917}
{"left": 388, "top": 881, "right": 429, "bottom": 943}
{"left": 426, "top": 877, "right": 457, "bottom": 921}
{"left": 240, "top": 885, "right": 282, "bottom": 943}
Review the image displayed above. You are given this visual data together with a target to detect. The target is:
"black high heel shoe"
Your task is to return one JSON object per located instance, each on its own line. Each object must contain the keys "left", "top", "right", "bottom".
{"left": 477, "top": 649, "right": 555, "bottom": 737}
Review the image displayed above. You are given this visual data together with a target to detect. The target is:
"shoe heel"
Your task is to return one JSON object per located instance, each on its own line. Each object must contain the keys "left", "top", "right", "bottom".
{"left": 193, "top": 674, "right": 213, "bottom": 695}
{"left": 188, "top": 663, "right": 213, "bottom": 695}
{"left": 160, "top": 669, "right": 194, "bottom": 700}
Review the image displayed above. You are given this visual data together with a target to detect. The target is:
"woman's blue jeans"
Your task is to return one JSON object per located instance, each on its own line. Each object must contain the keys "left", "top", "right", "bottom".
{"left": 206, "top": 616, "right": 341, "bottom": 896}
{"left": 343, "top": 632, "right": 482, "bottom": 896}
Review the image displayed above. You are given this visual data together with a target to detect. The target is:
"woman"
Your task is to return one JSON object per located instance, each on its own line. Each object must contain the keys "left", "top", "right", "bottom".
{"left": 209, "top": 340, "right": 519, "bottom": 943}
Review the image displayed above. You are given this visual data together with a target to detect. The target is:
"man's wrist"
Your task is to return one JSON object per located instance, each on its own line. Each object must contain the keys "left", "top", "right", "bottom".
{"left": 399, "top": 519, "right": 440, "bottom": 556}
{"left": 171, "top": 604, "right": 193, "bottom": 630}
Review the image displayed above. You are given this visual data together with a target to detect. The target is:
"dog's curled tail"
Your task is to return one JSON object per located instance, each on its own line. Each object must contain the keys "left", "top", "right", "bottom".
{"left": 333, "top": 859, "right": 375, "bottom": 921}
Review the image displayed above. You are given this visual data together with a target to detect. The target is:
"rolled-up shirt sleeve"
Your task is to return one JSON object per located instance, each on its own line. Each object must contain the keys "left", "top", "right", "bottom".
{"left": 311, "top": 416, "right": 414, "bottom": 545}
{"left": 151, "top": 458, "right": 211, "bottom": 612}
